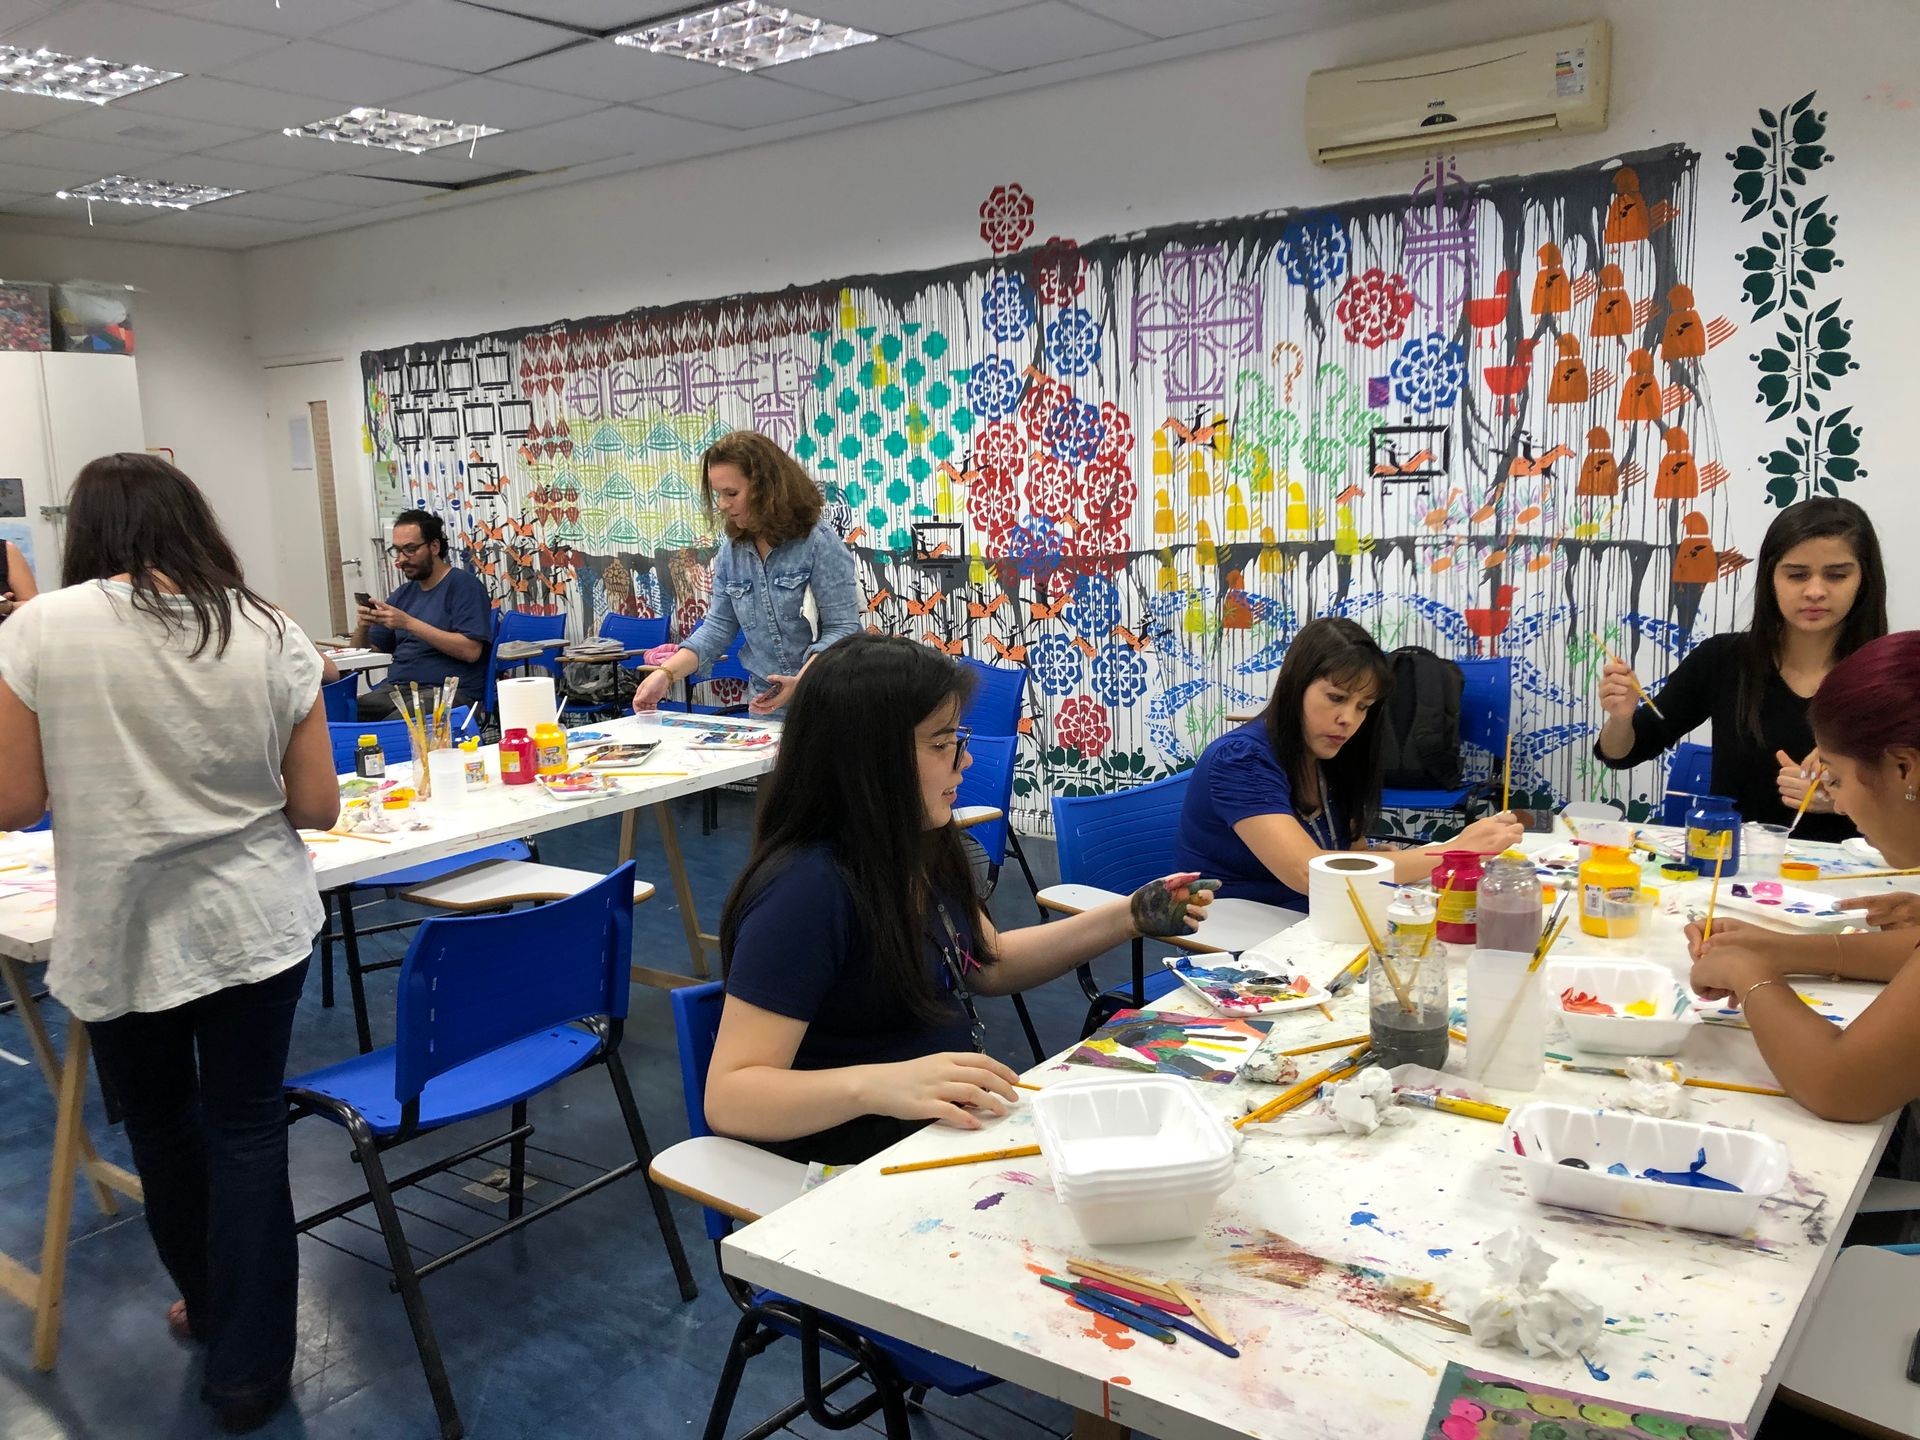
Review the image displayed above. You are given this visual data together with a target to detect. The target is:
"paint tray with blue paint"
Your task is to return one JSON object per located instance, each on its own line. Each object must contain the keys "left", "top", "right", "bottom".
{"left": 1505, "top": 1103, "right": 1789, "bottom": 1236}
{"left": 1160, "top": 955, "right": 1331, "bottom": 1015}
{"left": 1715, "top": 880, "right": 1849, "bottom": 931}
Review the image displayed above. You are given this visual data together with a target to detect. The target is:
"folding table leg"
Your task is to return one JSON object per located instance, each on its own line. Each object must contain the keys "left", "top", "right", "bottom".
{"left": 2, "top": 957, "right": 117, "bottom": 1218}
{"left": 31, "top": 1022, "right": 91, "bottom": 1370}
{"left": 652, "top": 802, "right": 715, "bottom": 979}
{"left": 338, "top": 891, "right": 375, "bottom": 1055}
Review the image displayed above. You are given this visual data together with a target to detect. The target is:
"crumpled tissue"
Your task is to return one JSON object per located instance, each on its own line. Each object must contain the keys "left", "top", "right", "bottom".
{"left": 1467, "top": 1229, "right": 1603, "bottom": 1360}
{"left": 1267, "top": 1066, "right": 1411, "bottom": 1136}
{"left": 1623, "top": 1056, "right": 1689, "bottom": 1118}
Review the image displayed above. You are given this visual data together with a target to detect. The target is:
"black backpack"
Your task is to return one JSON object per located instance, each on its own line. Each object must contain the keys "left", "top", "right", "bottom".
{"left": 1378, "top": 646, "right": 1464, "bottom": 789}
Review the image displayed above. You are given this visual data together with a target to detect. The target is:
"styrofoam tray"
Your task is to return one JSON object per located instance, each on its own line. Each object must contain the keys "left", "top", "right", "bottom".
{"left": 1161, "top": 955, "right": 1331, "bottom": 1015}
{"left": 1543, "top": 958, "right": 1698, "bottom": 1056}
{"left": 1505, "top": 1102, "right": 1790, "bottom": 1236}
{"left": 1716, "top": 880, "right": 1850, "bottom": 931}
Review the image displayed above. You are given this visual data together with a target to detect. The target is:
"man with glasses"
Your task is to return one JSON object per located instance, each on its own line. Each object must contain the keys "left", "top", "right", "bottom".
{"left": 349, "top": 510, "right": 491, "bottom": 722}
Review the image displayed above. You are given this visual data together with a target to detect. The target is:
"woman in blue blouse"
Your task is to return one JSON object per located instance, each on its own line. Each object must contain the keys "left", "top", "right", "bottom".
{"left": 1175, "top": 617, "right": 1521, "bottom": 908}
{"left": 633, "top": 430, "right": 859, "bottom": 715}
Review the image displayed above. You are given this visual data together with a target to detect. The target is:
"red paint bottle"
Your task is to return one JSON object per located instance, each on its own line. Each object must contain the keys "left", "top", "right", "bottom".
{"left": 499, "top": 727, "right": 537, "bottom": 786}
{"left": 1431, "top": 849, "right": 1485, "bottom": 946}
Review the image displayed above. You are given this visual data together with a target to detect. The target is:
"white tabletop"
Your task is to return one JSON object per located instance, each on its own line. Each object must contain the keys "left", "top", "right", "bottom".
{"left": 0, "top": 713, "right": 779, "bottom": 964}
{"left": 722, "top": 829, "right": 1911, "bottom": 1440}
{"left": 324, "top": 648, "right": 390, "bottom": 674}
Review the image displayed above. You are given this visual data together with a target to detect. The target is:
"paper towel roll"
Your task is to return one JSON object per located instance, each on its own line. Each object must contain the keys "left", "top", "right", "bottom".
{"left": 1307, "top": 853, "right": 1397, "bottom": 943}
{"left": 496, "top": 675, "right": 557, "bottom": 738}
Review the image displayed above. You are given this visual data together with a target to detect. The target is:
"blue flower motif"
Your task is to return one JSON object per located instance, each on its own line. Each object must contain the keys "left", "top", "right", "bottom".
{"left": 1006, "top": 513, "right": 1066, "bottom": 581}
{"left": 1388, "top": 331, "right": 1468, "bottom": 413}
{"left": 1028, "top": 632, "right": 1084, "bottom": 697}
{"left": 964, "top": 355, "right": 1024, "bottom": 422}
{"left": 1090, "top": 642, "right": 1148, "bottom": 707}
{"left": 1064, "top": 574, "right": 1120, "bottom": 640}
{"left": 1043, "top": 306, "right": 1102, "bottom": 378}
{"left": 1041, "top": 394, "right": 1103, "bottom": 465}
{"left": 980, "top": 273, "right": 1035, "bottom": 343}
{"left": 1277, "top": 214, "right": 1349, "bottom": 291}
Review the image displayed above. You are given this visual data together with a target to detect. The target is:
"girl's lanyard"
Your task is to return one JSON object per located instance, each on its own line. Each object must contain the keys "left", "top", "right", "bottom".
{"left": 930, "top": 899, "right": 987, "bottom": 1052}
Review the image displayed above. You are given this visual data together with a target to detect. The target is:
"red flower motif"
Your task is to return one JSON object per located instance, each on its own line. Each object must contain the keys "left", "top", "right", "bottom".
{"left": 1031, "top": 235, "right": 1084, "bottom": 305}
{"left": 1057, "top": 695, "right": 1111, "bottom": 759}
{"left": 1080, "top": 457, "right": 1136, "bottom": 526}
{"left": 966, "top": 477, "right": 1017, "bottom": 549}
{"left": 1334, "top": 267, "right": 1416, "bottom": 350}
{"left": 1091, "top": 401, "right": 1133, "bottom": 466}
{"left": 1025, "top": 453, "right": 1076, "bottom": 519}
{"left": 973, "top": 419, "right": 1025, "bottom": 476}
{"left": 1072, "top": 515, "right": 1131, "bottom": 575}
{"left": 1019, "top": 371, "right": 1073, "bottom": 444}
{"left": 978, "top": 183, "right": 1036, "bottom": 256}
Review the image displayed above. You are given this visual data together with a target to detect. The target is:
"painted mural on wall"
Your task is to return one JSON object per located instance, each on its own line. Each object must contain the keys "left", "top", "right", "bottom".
{"left": 364, "top": 142, "right": 1756, "bottom": 831}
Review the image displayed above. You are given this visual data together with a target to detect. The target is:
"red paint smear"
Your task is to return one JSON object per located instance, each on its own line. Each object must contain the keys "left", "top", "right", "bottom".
{"left": 1110, "top": 1376, "right": 1132, "bottom": 1385}
{"left": 1559, "top": 987, "right": 1614, "bottom": 1015}
{"left": 1026, "top": 1261, "right": 1055, "bottom": 1277}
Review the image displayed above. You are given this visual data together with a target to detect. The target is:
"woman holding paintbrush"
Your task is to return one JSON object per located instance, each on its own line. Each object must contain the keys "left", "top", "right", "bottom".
{"left": 0, "top": 454, "right": 338, "bottom": 1432}
{"left": 1594, "top": 498, "right": 1885, "bottom": 840}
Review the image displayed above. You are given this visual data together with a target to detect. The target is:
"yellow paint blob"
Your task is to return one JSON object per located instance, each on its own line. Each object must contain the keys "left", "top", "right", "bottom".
{"left": 1624, "top": 999, "right": 1658, "bottom": 1018}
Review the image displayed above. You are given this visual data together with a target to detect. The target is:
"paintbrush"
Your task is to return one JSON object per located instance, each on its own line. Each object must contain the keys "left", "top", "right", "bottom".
{"left": 1597, "top": 635, "right": 1666, "bottom": 720}
{"left": 1785, "top": 751, "right": 1822, "bottom": 838}
{"left": 880, "top": 1144, "right": 1040, "bottom": 1175}
{"left": 1346, "top": 878, "right": 1413, "bottom": 1013}
{"left": 1554, "top": 1061, "right": 1788, "bottom": 1097}
{"left": 1828, "top": 866, "right": 1920, "bottom": 881}
{"left": 1502, "top": 727, "right": 1513, "bottom": 814}
{"left": 1236, "top": 1044, "right": 1372, "bottom": 1129}
{"left": 1397, "top": 1091, "right": 1510, "bottom": 1124}
{"left": 1702, "top": 845, "right": 1729, "bottom": 942}
{"left": 1278, "top": 1034, "right": 1371, "bottom": 1057}
{"left": 1323, "top": 945, "right": 1371, "bottom": 997}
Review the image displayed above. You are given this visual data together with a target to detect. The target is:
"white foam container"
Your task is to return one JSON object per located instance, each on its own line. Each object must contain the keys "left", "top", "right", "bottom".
{"left": 1543, "top": 957, "right": 1699, "bottom": 1056}
{"left": 1506, "top": 1102, "right": 1790, "bottom": 1236}
{"left": 1031, "top": 1076, "right": 1236, "bottom": 1244}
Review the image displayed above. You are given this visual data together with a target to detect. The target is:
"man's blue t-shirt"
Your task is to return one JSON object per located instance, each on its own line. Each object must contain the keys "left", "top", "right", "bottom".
{"left": 1171, "top": 721, "right": 1345, "bottom": 910}
{"left": 368, "top": 566, "right": 492, "bottom": 699}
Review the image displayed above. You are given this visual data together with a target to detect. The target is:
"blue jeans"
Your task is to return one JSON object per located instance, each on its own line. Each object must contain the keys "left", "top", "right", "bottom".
{"left": 88, "top": 958, "right": 310, "bottom": 1400}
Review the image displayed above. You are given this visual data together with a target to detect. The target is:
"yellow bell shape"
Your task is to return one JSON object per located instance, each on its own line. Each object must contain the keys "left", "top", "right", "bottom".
{"left": 870, "top": 341, "right": 890, "bottom": 391}
{"left": 1183, "top": 591, "right": 1208, "bottom": 634}
{"left": 1187, "top": 450, "right": 1213, "bottom": 501}
{"left": 1225, "top": 483, "right": 1251, "bottom": 536}
{"left": 1245, "top": 446, "right": 1274, "bottom": 495}
{"left": 1152, "top": 427, "right": 1173, "bottom": 478}
{"left": 906, "top": 403, "right": 929, "bottom": 447}
{"left": 1156, "top": 550, "right": 1180, "bottom": 592}
{"left": 1195, "top": 518, "right": 1218, "bottom": 568}
{"left": 1153, "top": 486, "right": 1177, "bottom": 539}
{"left": 1259, "top": 525, "right": 1286, "bottom": 576}
{"left": 1333, "top": 507, "right": 1361, "bottom": 558}
{"left": 968, "top": 544, "right": 989, "bottom": 586}
{"left": 1285, "top": 482, "right": 1311, "bottom": 535}
{"left": 1210, "top": 412, "right": 1231, "bottom": 461}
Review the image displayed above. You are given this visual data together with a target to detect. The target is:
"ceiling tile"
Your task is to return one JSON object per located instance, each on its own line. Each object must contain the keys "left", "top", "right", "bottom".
{"left": 432, "top": 115, "right": 627, "bottom": 171}
{"left": 387, "top": 77, "right": 606, "bottom": 131}
{"left": 209, "top": 40, "right": 461, "bottom": 104}
{"left": 121, "top": 151, "right": 314, "bottom": 191}
{"left": 167, "top": 0, "right": 400, "bottom": 38}
{"left": 492, "top": 40, "right": 716, "bottom": 104}
{"left": 0, "top": 90, "right": 76, "bottom": 132}
{"left": 110, "top": 76, "right": 343, "bottom": 131}
{"left": 272, "top": 170, "right": 423, "bottom": 205}
{"left": 641, "top": 75, "right": 849, "bottom": 130}
{"left": 525, "top": 105, "right": 733, "bottom": 166}
{"left": 355, "top": 149, "right": 505, "bottom": 184}
{"left": 32, "top": 106, "right": 255, "bottom": 153}
{"left": 5, "top": 2, "right": 287, "bottom": 72}
{"left": 134, "top": 209, "right": 305, "bottom": 246}
{"left": 1065, "top": 0, "right": 1273, "bottom": 34}
{"left": 774, "top": 38, "right": 988, "bottom": 103}
{"left": 0, "top": 0, "right": 61, "bottom": 29}
{"left": 6, "top": 194, "right": 157, "bottom": 224}
{"left": 806, "top": 0, "right": 1033, "bottom": 34}
{"left": 0, "top": 157, "right": 95, "bottom": 192}
{"left": 201, "top": 131, "right": 403, "bottom": 171}
{"left": 475, "top": 0, "right": 695, "bottom": 28}
{"left": 201, "top": 191, "right": 353, "bottom": 223}
{"left": 0, "top": 131, "right": 174, "bottom": 177}
{"left": 909, "top": 1, "right": 1147, "bottom": 69}
{"left": 321, "top": 0, "right": 580, "bottom": 72}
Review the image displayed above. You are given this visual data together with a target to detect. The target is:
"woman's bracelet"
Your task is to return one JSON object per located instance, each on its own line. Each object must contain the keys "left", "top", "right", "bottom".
{"left": 1742, "top": 978, "right": 1788, "bottom": 1008}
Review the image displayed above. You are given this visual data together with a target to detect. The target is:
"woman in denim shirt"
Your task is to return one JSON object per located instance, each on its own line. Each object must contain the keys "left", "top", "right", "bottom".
{"left": 634, "top": 431, "right": 859, "bottom": 714}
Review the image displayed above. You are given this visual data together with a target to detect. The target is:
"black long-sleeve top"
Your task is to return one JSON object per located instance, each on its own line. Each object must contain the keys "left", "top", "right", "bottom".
{"left": 1593, "top": 632, "right": 1857, "bottom": 843}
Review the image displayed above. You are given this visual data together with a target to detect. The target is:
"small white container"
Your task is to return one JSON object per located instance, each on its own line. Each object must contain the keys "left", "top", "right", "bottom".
{"left": 1466, "top": 949, "right": 1544, "bottom": 1091}
{"left": 1031, "top": 1076, "right": 1236, "bottom": 1245}
{"left": 1544, "top": 958, "right": 1700, "bottom": 1056}
{"left": 1506, "top": 1102, "right": 1790, "bottom": 1236}
{"left": 425, "top": 750, "right": 468, "bottom": 809}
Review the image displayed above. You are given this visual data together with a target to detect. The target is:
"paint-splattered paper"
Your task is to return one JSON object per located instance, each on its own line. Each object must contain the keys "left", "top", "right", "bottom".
{"left": 1063, "top": 1008, "right": 1265, "bottom": 1083}
{"left": 1425, "top": 1362, "right": 1745, "bottom": 1440}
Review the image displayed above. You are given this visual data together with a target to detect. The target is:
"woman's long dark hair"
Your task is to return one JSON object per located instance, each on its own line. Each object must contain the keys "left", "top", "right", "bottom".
{"left": 62, "top": 452, "right": 283, "bottom": 658}
{"left": 1260, "top": 617, "right": 1392, "bottom": 846}
{"left": 719, "top": 633, "right": 992, "bottom": 1023}
{"left": 1740, "top": 497, "right": 1887, "bottom": 743}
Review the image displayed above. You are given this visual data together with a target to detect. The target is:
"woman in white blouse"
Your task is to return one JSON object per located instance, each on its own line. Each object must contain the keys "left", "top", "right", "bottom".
{"left": 0, "top": 453, "right": 339, "bottom": 1434}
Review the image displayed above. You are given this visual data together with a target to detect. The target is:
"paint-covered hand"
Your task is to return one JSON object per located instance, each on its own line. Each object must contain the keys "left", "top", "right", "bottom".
{"left": 1597, "top": 659, "right": 1644, "bottom": 721}
{"left": 631, "top": 668, "right": 675, "bottom": 713}
{"left": 861, "top": 1052, "right": 1021, "bottom": 1130}
{"left": 1775, "top": 750, "right": 1832, "bottom": 813}
{"left": 1454, "top": 811, "right": 1524, "bottom": 854}
{"left": 1129, "top": 873, "right": 1219, "bottom": 937}
{"left": 1840, "top": 893, "right": 1920, "bottom": 930}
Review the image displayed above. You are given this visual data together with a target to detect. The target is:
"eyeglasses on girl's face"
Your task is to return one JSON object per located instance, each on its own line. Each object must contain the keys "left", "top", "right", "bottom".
{"left": 923, "top": 725, "right": 972, "bottom": 766}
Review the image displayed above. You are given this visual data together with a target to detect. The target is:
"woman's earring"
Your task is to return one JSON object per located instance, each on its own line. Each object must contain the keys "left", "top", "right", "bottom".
{"left": 1907, "top": 787, "right": 1917, "bottom": 803}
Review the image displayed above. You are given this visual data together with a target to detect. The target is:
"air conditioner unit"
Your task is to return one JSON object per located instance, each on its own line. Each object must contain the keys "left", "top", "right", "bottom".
{"left": 1306, "top": 20, "right": 1610, "bottom": 166}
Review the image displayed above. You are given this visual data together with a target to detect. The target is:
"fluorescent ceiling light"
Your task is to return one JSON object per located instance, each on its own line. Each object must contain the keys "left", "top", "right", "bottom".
{"left": 614, "top": 2, "right": 877, "bottom": 73}
{"left": 56, "top": 175, "right": 240, "bottom": 209}
{"left": 0, "top": 44, "right": 180, "bottom": 105}
{"left": 283, "top": 108, "right": 502, "bottom": 155}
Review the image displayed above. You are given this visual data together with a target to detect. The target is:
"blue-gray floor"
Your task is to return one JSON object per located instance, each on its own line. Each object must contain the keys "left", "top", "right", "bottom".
{"left": 0, "top": 792, "right": 1138, "bottom": 1440}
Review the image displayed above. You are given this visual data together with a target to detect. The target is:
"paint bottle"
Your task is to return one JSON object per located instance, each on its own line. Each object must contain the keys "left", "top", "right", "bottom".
{"left": 354, "top": 734, "right": 385, "bottom": 780}
{"left": 1476, "top": 851, "right": 1542, "bottom": 954}
{"left": 499, "top": 727, "right": 536, "bottom": 786}
{"left": 459, "top": 737, "right": 486, "bottom": 788}
{"left": 1685, "top": 795, "right": 1741, "bottom": 878}
{"left": 1431, "top": 850, "right": 1484, "bottom": 945}
{"left": 1384, "top": 888, "right": 1437, "bottom": 949}
{"left": 1579, "top": 845, "right": 1643, "bottom": 939}
{"left": 532, "top": 722, "right": 568, "bottom": 776}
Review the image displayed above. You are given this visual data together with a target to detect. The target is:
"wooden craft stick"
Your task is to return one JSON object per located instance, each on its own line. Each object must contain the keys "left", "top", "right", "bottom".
{"left": 324, "top": 829, "right": 391, "bottom": 844}
{"left": 1169, "top": 1281, "right": 1236, "bottom": 1348}
{"left": 1076, "top": 1275, "right": 1194, "bottom": 1313}
{"left": 1279, "top": 1034, "right": 1371, "bottom": 1057}
{"left": 1597, "top": 636, "right": 1666, "bottom": 720}
{"left": 880, "top": 1144, "right": 1040, "bottom": 1175}
{"left": 1066, "top": 1258, "right": 1183, "bottom": 1302}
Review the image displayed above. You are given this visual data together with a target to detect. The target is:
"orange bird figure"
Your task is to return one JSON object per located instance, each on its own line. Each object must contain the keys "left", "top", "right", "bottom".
{"left": 1661, "top": 284, "right": 1707, "bottom": 360}
{"left": 1673, "top": 511, "right": 1718, "bottom": 585}
{"left": 1604, "top": 166, "right": 1650, "bottom": 244}
{"left": 1617, "top": 349, "right": 1661, "bottom": 422}
{"left": 1589, "top": 263, "right": 1633, "bottom": 337}
{"left": 1531, "top": 243, "right": 1571, "bottom": 315}
{"left": 1654, "top": 427, "right": 1701, "bottom": 499}
{"left": 1465, "top": 584, "right": 1517, "bottom": 655}
{"left": 1547, "top": 335, "right": 1589, "bottom": 405}
{"left": 1466, "top": 269, "right": 1515, "bottom": 346}
{"left": 1577, "top": 426, "right": 1619, "bottom": 497}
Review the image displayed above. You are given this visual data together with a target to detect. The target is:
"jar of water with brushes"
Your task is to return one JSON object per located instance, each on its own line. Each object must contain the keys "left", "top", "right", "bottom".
{"left": 1368, "top": 932, "right": 1450, "bottom": 1069}
{"left": 1685, "top": 795, "right": 1741, "bottom": 877}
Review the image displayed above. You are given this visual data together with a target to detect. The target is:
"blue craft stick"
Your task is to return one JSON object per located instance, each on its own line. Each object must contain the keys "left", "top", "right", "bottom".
{"left": 1039, "top": 1277, "right": 1175, "bottom": 1343}
{"left": 1066, "top": 1282, "right": 1241, "bottom": 1358}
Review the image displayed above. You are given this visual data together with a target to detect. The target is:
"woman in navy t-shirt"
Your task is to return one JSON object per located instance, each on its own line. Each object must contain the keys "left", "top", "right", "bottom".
{"left": 1174, "top": 617, "right": 1520, "bottom": 908}
{"left": 707, "top": 633, "right": 1215, "bottom": 1165}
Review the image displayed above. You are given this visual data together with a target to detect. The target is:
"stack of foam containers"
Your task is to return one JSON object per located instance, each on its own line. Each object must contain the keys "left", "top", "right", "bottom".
{"left": 1031, "top": 1076, "right": 1237, "bottom": 1245}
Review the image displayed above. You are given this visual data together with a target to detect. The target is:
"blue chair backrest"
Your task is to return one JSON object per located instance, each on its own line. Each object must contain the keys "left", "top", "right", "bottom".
{"left": 1455, "top": 657, "right": 1512, "bottom": 755}
{"left": 25, "top": 811, "right": 49, "bottom": 832}
{"left": 599, "top": 613, "right": 668, "bottom": 669}
{"left": 1051, "top": 770, "right": 1193, "bottom": 895}
{"left": 393, "top": 863, "right": 637, "bottom": 1102}
{"left": 1662, "top": 742, "right": 1714, "bottom": 826}
{"left": 955, "top": 733, "right": 1017, "bottom": 866}
{"left": 321, "top": 673, "right": 358, "bottom": 723}
{"left": 705, "top": 630, "right": 749, "bottom": 684}
{"left": 328, "top": 707, "right": 476, "bottom": 773}
{"left": 485, "top": 610, "right": 566, "bottom": 711}
{"left": 668, "top": 981, "right": 733, "bottom": 1241}
{"left": 958, "top": 656, "right": 1026, "bottom": 738}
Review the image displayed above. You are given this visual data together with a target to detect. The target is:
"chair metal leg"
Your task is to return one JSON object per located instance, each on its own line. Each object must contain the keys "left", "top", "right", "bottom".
{"left": 507, "top": 1100, "right": 528, "bottom": 1222}
{"left": 1009, "top": 993, "right": 1046, "bottom": 1066}
{"left": 1007, "top": 829, "right": 1047, "bottom": 923}
{"left": 318, "top": 891, "right": 336, "bottom": 1010}
{"left": 344, "top": 1114, "right": 463, "bottom": 1440}
{"left": 339, "top": 891, "right": 374, "bottom": 1055}
{"left": 604, "top": 1049, "right": 698, "bottom": 1302}
{"left": 701, "top": 1309, "right": 764, "bottom": 1440}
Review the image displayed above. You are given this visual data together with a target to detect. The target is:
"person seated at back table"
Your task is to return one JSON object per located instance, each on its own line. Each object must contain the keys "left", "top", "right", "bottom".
{"left": 349, "top": 509, "right": 491, "bottom": 723}
{"left": 705, "top": 633, "right": 1216, "bottom": 1166}
{"left": 1173, "top": 616, "right": 1520, "bottom": 908}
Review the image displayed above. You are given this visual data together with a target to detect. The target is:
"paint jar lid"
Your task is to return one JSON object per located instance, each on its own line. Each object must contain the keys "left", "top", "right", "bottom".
{"left": 357, "top": 734, "right": 378, "bottom": 746}
{"left": 1780, "top": 860, "right": 1822, "bottom": 881}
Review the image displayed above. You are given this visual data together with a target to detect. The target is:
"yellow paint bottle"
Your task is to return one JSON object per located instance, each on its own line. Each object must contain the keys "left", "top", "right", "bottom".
{"left": 1579, "top": 844, "right": 1642, "bottom": 939}
{"left": 532, "top": 722, "right": 569, "bottom": 777}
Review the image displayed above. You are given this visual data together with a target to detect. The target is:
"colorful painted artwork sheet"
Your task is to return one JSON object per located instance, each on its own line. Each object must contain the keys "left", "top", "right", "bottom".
{"left": 1162, "top": 956, "right": 1327, "bottom": 1015}
{"left": 1425, "top": 1362, "right": 1745, "bottom": 1440}
{"left": 1063, "top": 1008, "right": 1265, "bottom": 1084}
{"left": 1715, "top": 881, "right": 1846, "bottom": 929}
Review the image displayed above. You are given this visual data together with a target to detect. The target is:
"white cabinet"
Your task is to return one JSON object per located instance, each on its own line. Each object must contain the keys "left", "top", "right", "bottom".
{"left": 0, "top": 352, "right": 145, "bottom": 583}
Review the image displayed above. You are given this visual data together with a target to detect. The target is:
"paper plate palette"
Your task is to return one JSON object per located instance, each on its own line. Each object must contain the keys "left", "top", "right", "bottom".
{"left": 576, "top": 742, "right": 659, "bottom": 769}
{"left": 538, "top": 772, "right": 614, "bottom": 802}
{"left": 1715, "top": 880, "right": 1848, "bottom": 930}
{"left": 1161, "top": 956, "right": 1331, "bottom": 1015}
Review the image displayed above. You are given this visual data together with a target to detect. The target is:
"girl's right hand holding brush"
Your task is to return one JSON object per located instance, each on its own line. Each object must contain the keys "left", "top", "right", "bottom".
{"left": 1774, "top": 749, "right": 1832, "bottom": 815}
{"left": 1597, "top": 659, "right": 1646, "bottom": 721}
{"left": 862, "top": 1052, "right": 1023, "bottom": 1130}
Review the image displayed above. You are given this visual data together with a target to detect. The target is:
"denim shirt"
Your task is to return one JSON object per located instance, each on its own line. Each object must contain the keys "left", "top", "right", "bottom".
{"left": 679, "top": 518, "right": 859, "bottom": 694}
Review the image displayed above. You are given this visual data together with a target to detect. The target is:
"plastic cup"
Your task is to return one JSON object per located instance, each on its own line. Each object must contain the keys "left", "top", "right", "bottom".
{"left": 1745, "top": 822, "right": 1789, "bottom": 877}
{"left": 426, "top": 750, "right": 468, "bottom": 809}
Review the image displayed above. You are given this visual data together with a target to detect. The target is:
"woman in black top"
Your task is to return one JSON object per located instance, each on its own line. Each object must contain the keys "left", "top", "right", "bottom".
{"left": 1595, "top": 498, "right": 1886, "bottom": 839}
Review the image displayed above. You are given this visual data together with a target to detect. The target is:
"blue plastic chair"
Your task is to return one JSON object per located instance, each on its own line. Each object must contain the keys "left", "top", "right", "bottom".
{"left": 954, "top": 734, "right": 1048, "bottom": 1062}
{"left": 326, "top": 710, "right": 477, "bottom": 773}
{"left": 598, "top": 611, "right": 668, "bottom": 665}
{"left": 667, "top": 983, "right": 997, "bottom": 1438}
{"left": 287, "top": 865, "right": 695, "bottom": 1440}
{"left": 1380, "top": 656, "right": 1513, "bottom": 826}
{"left": 482, "top": 609, "right": 565, "bottom": 719}
{"left": 321, "top": 672, "right": 359, "bottom": 723}
{"left": 1661, "top": 741, "right": 1715, "bottom": 827}
{"left": 957, "top": 655, "right": 1026, "bottom": 737}
{"left": 1049, "top": 771, "right": 1195, "bottom": 1035}
{"left": 667, "top": 629, "right": 752, "bottom": 716}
